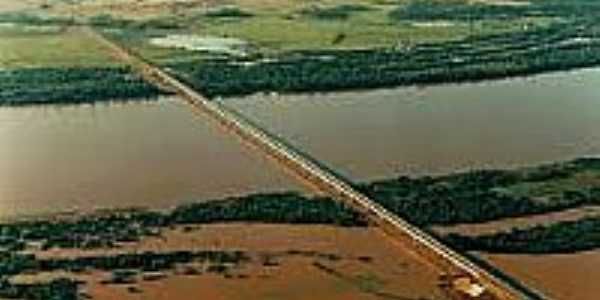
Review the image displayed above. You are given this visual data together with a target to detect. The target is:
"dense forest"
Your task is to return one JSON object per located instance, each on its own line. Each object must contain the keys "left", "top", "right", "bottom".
{"left": 0, "top": 67, "right": 164, "bottom": 106}
{"left": 444, "top": 217, "right": 600, "bottom": 254}
{"left": 364, "top": 158, "right": 600, "bottom": 226}
{"left": 388, "top": 0, "right": 599, "bottom": 21}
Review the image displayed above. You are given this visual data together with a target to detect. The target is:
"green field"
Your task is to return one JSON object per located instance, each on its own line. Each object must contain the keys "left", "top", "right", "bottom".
{"left": 107, "top": 0, "right": 557, "bottom": 63}
{"left": 0, "top": 25, "right": 118, "bottom": 68}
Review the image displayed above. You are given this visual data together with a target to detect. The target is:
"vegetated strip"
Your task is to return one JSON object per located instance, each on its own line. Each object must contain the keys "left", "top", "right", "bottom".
{"left": 1, "top": 158, "right": 598, "bottom": 253}
{"left": 0, "top": 250, "right": 249, "bottom": 300}
{"left": 0, "top": 248, "right": 358, "bottom": 299}
{"left": 0, "top": 250, "right": 250, "bottom": 278}
{"left": 444, "top": 216, "right": 600, "bottom": 254}
{"left": 169, "top": 15, "right": 600, "bottom": 98}
{"left": 0, "top": 277, "right": 80, "bottom": 300}
{"left": 298, "top": 4, "right": 373, "bottom": 20}
{"left": 0, "top": 12, "right": 185, "bottom": 30}
{"left": 0, "top": 67, "right": 166, "bottom": 106}
{"left": 0, "top": 193, "right": 366, "bottom": 252}
{"left": 388, "top": 0, "right": 584, "bottom": 21}
{"left": 363, "top": 158, "right": 600, "bottom": 227}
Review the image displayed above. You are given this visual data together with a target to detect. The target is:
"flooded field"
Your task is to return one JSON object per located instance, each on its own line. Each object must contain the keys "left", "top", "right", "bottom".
{"left": 481, "top": 251, "right": 600, "bottom": 300}
{"left": 22, "top": 224, "right": 450, "bottom": 300}
{"left": 225, "top": 68, "right": 600, "bottom": 180}
{"left": 0, "top": 97, "right": 300, "bottom": 220}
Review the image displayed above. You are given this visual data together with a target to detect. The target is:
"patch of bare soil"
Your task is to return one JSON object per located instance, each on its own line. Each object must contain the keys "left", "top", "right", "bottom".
{"left": 481, "top": 251, "right": 600, "bottom": 300}
{"left": 29, "top": 224, "right": 449, "bottom": 300}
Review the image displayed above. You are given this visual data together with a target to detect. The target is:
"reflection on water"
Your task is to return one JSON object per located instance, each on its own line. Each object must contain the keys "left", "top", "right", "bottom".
{"left": 226, "top": 68, "right": 600, "bottom": 180}
{"left": 0, "top": 97, "right": 299, "bottom": 220}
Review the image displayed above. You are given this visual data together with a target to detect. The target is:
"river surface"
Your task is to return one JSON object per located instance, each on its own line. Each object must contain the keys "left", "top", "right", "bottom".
{"left": 2, "top": 68, "right": 600, "bottom": 219}
{"left": 0, "top": 97, "right": 300, "bottom": 220}
{"left": 224, "top": 68, "right": 600, "bottom": 181}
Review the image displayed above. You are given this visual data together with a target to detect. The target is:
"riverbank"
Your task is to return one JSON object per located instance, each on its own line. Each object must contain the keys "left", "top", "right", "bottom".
{"left": 2, "top": 157, "right": 597, "bottom": 251}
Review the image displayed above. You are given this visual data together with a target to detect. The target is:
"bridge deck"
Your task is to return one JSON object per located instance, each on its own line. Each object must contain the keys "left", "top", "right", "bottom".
{"left": 84, "top": 27, "right": 549, "bottom": 300}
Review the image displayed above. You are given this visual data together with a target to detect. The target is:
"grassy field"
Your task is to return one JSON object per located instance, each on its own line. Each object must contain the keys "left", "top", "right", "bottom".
{"left": 103, "top": 0, "right": 598, "bottom": 99}
{"left": 104, "top": 0, "right": 556, "bottom": 62}
{"left": 0, "top": 25, "right": 119, "bottom": 68}
{"left": 189, "top": 2, "right": 554, "bottom": 52}
{"left": 0, "top": 0, "right": 581, "bottom": 65}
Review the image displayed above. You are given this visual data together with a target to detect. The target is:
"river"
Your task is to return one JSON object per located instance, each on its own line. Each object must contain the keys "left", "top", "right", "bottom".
{"left": 3, "top": 68, "right": 599, "bottom": 220}
{"left": 225, "top": 68, "right": 600, "bottom": 181}
{"left": 0, "top": 97, "right": 300, "bottom": 220}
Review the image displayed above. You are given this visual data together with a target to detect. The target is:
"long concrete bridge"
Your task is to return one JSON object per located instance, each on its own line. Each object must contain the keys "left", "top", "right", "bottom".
{"left": 85, "top": 27, "right": 550, "bottom": 300}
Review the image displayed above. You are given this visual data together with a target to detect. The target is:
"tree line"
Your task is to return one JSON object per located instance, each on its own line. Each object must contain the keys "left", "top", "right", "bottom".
{"left": 388, "top": 0, "right": 600, "bottom": 22}
{"left": 0, "top": 67, "right": 164, "bottom": 106}
{"left": 170, "top": 14, "right": 600, "bottom": 99}
{"left": 0, "top": 192, "right": 367, "bottom": 252}
{"left": 444, "top": 217, "right": 600, "bottom": 254}
{"left": 363, "top": 158, "right": 600, "bottom": 226}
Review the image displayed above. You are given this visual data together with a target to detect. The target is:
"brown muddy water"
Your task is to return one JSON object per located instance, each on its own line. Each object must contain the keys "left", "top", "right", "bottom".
{"left": 225, "top": 68, "right": 600, "bottom": 181}
{"left": 481, "top": 251, "right": 600, "bottom": 300}
{"left": 0, "top": 97, "right": 300, "bottom": 220}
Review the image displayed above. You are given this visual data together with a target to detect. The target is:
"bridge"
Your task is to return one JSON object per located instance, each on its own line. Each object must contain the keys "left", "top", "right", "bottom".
{"left": 85, "top": 27, "right": 550, "bottom": 300}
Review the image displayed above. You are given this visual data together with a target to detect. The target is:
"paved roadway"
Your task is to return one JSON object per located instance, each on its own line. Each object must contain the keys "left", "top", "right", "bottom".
{"left": 85, "top": 27, "right": 550, "bottom": 300}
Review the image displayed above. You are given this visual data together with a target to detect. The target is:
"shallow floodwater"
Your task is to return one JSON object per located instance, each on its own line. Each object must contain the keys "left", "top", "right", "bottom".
{"left": 0, "top": 97, "right": 300, "bottom": 220}
{"left": 225, "top": 68, "right": 600, "bottom": 180}
{"left": 482, "top": 251, "right": 600, "bottom": 300}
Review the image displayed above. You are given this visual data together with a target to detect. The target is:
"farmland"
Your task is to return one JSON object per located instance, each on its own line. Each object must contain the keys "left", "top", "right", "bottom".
{"left": 0, "top": 25, "right": 117, "bottom": 69}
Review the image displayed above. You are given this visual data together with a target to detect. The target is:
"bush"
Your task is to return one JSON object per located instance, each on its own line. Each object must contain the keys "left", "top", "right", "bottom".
{"left": 204, "top": 7, "right": 254, "bottom": 18}
{"left": 299, "top": 4, "right": 373, "bottom": 20}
